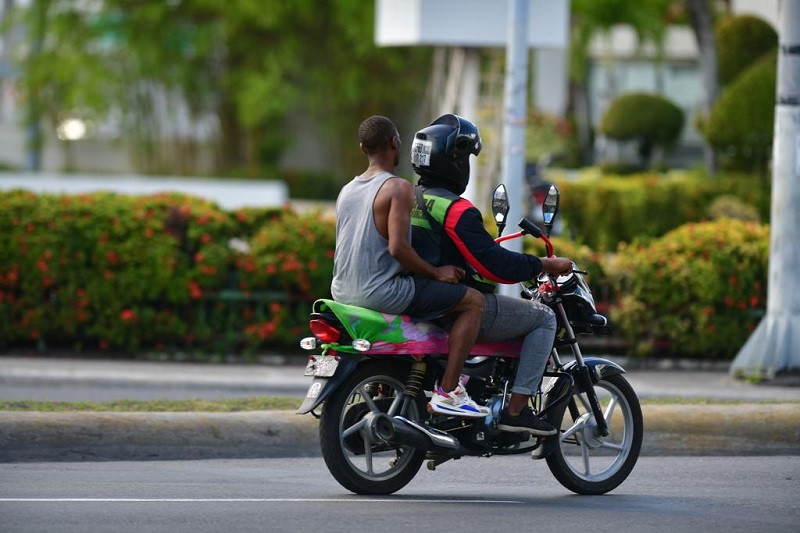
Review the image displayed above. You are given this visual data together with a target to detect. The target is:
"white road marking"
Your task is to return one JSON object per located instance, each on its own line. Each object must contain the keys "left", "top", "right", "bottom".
{"left": 0, "top": 498, "right": 523, "bottom": 504}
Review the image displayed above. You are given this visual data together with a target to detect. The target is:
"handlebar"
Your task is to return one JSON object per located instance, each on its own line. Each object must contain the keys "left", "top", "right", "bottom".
{"left": 493, "top": 218, "right": 554, "bottom": 257}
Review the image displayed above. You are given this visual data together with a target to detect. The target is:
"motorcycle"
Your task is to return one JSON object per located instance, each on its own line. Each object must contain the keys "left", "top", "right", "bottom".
{"left": 296, "top": 184, "right": 643, "bottom": 496}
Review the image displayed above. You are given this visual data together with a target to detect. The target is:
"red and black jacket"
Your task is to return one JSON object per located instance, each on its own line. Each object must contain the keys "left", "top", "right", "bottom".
{"left": 410, "top": 185, "right": 543, "bottom": 293}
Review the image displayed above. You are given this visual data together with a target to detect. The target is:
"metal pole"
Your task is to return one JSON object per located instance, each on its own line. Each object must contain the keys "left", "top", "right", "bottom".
{"left": 459, "top": 48, "right": 480, "bottom": 205}
{"left": 731, "top": 0, "right": 800, "bottom": 378}
{"left": 498, "top": 0, "right": 529, "bottom": 298}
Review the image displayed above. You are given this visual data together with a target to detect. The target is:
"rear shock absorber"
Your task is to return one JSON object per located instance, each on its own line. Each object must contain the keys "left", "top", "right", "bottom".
{"left": 404, "top": 360, "right": 427, "bottom": 399}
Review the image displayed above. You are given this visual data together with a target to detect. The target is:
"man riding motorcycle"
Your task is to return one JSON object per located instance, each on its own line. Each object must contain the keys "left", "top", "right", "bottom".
{"left": 410, "top": 113, "right": 573, "bottom": 436}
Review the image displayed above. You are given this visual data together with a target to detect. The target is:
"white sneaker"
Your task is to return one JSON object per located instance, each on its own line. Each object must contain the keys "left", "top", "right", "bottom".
{"left": 427, "top": 381, "right": 490, "bottom": 418}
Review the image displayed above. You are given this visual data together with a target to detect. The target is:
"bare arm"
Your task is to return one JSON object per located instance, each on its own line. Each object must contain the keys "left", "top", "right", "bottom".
{"left": 383, "top": 179, "right": 464, "bottom": 283}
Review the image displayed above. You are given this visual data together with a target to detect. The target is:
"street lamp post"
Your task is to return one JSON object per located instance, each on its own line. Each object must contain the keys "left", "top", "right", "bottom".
{"left": 497, "top": 0, "right": 529, "bottom": 298}
{"left": 731, "top": 0, "right": 800, "bottom": 378}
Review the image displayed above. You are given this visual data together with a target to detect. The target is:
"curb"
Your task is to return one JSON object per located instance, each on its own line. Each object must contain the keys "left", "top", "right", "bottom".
{"left": 1, "top": 405, "right": 798, "bottom": 462}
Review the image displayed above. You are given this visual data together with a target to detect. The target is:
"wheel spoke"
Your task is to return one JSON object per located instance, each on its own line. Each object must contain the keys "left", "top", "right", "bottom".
{"left": 604, "top": 397, "right": 618, "bottom": 423}
{"left": 363, "top": 432, "right": 374, "bottom": 475}
{"left": 342, "top": 418, "right": 366, "bottom": 439}
{"left": 576, "top": 393, "right": 592, "bottom": 412}
{"left": 599, "top": 441, "right": 624, "bottom": 452}
{"left": 560, "top": 420, "right": 584, "bottom": 442}
{"left": 580, "top": 437, "right": 591, "bottom": 475}
{"left": 360, "top": 386, "right": 380, "bottom": 413}
{"left": 387, "top": 393, "right": 404, "bottom": 416}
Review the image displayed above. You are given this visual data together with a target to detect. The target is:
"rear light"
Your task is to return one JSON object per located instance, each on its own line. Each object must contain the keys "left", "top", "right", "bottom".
{"left": 309, "top": 319, "right": 342, "bottom": 344}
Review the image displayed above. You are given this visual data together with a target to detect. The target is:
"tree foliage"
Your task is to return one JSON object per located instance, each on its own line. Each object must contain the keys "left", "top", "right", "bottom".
{"left": 599, "top": 92, "right": 684, "bottom": 167}
{"left": 716, "top": 14, "right": 777, "bottom": 85}
{"left": 5, "top": 0, "right": 429, "bottom": 178}
{"left": 704, "top": 52, "right": 776, "bottom": 172}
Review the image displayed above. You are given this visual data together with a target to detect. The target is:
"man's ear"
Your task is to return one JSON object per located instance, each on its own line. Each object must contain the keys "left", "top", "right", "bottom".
{"left": 359, "top": 142, "right": 368, "bottom": 156}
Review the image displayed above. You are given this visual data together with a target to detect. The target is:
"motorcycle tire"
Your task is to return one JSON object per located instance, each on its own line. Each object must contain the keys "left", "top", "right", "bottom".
{"left": 319, "top": 360, "right": 427, "bottom": 495}
{"left": 545, "top": 373, "right": 643, "bottom": 495}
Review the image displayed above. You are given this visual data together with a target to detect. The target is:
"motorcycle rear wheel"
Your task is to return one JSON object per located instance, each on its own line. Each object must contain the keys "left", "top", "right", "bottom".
{"left": 545, "top": 373, "right": 643, "bottom": 495}
{"left": 319, "top": 361, "right": 427, "bottom": 495}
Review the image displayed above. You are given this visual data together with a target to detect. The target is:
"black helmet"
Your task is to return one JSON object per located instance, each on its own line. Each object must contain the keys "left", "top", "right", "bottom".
{"left": 411, "top": 114, "right": 482, "bottom": 194}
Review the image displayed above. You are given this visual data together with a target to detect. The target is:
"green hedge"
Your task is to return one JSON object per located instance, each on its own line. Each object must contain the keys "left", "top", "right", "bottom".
{"left": 599, "top": 92, "right": 684, "bottom": 167}
{"left": 716, "top": 15, "right": 777, "bottom": 85}
{"left": 0, "top": 190, "right": 335, "bottom": 357}
{"left": 611, "top": 219, "right": 768, "bottom": 359}
{"left": 556, "top": 172, "right": 770, "bottom": 251}
{"left": 704, "top": 52, "right": 777, "bottom": 172}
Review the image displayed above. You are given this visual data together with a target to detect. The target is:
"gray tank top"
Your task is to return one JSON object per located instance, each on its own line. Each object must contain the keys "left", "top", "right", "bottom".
{"left": 330, "top": 172, "right": 415, "bottom": 313}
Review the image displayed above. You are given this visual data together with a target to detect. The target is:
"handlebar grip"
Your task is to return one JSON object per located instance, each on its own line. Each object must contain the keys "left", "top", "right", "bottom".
{"left": 518, "top": 218, "right": 543, "bottom": 238}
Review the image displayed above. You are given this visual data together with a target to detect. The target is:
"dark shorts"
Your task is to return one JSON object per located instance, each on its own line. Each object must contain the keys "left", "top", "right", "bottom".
{"left": 401, "top": 277, "right": 467, "bottom": 321}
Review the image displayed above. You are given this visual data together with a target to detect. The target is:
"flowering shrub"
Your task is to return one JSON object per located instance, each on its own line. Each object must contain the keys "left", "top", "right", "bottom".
{"left": 0, "top": 190, "right": 336, "bottom": 357}
{"left": 610, "top": 219, "right": 769, "bottom": 359}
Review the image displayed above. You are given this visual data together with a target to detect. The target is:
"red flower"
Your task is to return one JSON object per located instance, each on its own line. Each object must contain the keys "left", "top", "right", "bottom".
{"left": 120, "top": 309, "right": 136, "bottom": 322}
{"left": 188, "top": 280, "right": 203, "bottom": 299}
{"left": 236, "top": 212, "right": 248, "bottom": 223}
{"left": 201, "top": 233, "right": 212, "bottom": 244}
{"left": 265, "top": 264, "right": 276, "bottom": 275}
{"left": 750, "top": 295, "right": 759, "bottom": 308}
{"left": 270, "top": 302, "right": 283, "bottom": 314}
{"left": 194, "top": 252, "right": 205, "bottom": 263}
{"left": 723, "top": 296, "right": 734, "bottom": 308}
{"left": 36, "top": 259, "right": 48, "bottom": 273}
{"left": 26, "top": 224, "right": 34, "bottom": 234}
{"left": 106, "top": 250, "right": 119, "bottom": 264}
{"left": 145, "top": 227, "right": 154, "bottom": 238}
{"left": 30, "top": 329, "right": 40, "bottom": 340}
{"left": 98, "top": 339, "right": 109, "bottom": 349}
{"left": 199, "top": 265, "right": 217, "bottom": 276}
{"left": 104, "top": 270, "right": 114, "bottom": 279}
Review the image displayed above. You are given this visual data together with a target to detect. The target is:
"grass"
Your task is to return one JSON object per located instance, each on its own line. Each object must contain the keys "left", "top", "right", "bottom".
{"left": 1, "top": 396, "right": 797, "bottom": 413}
{"left": 0, "top": 396, "right": 302, "bottom": 412}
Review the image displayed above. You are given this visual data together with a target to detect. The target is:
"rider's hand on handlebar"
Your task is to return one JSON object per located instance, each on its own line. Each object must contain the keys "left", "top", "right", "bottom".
{"left": 433, "top": 265, "right": 465, "bottom": 284}
{"left": 541, "top": 256, "right": 573, "bottom": 276}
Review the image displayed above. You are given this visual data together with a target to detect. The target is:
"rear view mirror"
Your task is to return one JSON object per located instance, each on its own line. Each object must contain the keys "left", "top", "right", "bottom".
{"left": 542, "top": 184, "right": 559, "bottom": 225}
{"left": 492, "top": 184, "right": 510, "bottom": 236}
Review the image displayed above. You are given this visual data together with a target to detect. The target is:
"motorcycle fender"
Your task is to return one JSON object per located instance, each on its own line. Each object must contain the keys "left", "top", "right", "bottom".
{"left": 562, "top": 357, "right": 626, "bottom": 386}
{"left": 295, "top": 355, "right": 362, "bottom": 415}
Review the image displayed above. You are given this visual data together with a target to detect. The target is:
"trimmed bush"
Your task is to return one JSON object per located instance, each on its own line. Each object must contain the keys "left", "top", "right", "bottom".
{"left": 0, "top": 190, "right": 336, "bottom": 356}
{"left": 704, "top": 52, "right": 776, "bottom": 172}
{"left": 707, "top": 195, "right": 760, "bottom": 222}
{"left": 716, "top": 15, "right": 777, "bottom": 85}
{"left": 556, "top": 172, "right": 770, "bottom": 251}
{"left": 611, "top": 219, "right": 768, "bottom": 359}
{"left": 599, "top": 93, "right": 684, "bottom": 167}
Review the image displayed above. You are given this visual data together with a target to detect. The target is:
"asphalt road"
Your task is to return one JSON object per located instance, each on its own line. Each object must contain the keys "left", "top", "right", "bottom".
{"left": 1, "top": 456, "right": 798, "bottom": 532}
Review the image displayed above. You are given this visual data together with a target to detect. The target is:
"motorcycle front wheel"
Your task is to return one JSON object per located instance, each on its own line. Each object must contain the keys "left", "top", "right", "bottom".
{"left": 545, "top": 373, "right": 643, "bottom": 495}
{"left": 319, "top": 360, "right": 427, "bottom": 495}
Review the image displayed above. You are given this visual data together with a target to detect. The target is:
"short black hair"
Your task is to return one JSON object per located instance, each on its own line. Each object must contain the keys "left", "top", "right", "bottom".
{"left": 358, "top": 115, "right": 397, "bottom": 154}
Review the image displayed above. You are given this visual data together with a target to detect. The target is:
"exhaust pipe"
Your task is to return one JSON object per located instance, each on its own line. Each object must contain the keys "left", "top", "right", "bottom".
{"left": 370, "top": 414, "right": 461, "bottom": 453}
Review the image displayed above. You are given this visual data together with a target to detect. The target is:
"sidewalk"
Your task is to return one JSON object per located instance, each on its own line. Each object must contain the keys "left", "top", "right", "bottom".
{"left": 1, "top": 356, "right": 798, "bottom": 461}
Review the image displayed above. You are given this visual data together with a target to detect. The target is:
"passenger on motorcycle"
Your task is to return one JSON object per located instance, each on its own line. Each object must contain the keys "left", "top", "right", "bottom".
{"left": 331, "top": 115, "right": 488, "bottom": 418}
{"left": 410, "top": 113, "right": 573, "bottom": 436}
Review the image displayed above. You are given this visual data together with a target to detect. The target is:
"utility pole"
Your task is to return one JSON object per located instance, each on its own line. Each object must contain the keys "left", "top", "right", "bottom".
{"left": 497, "top": 0, "right": 529, "bottom": 298}
{"left": 731, "top": 0, "right": 800, "bottom": 378}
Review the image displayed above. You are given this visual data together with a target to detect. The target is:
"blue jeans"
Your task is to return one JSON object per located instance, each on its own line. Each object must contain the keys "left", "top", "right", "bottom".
{"left": 478, "top": 294, "right": 557, "bottom": 396}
